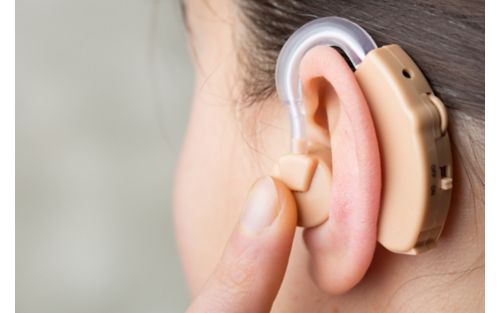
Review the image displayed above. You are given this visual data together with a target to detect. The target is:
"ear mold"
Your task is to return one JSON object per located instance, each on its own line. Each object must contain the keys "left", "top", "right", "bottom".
{"left": 274, "top": 148, "right": 331, "bottom": 228}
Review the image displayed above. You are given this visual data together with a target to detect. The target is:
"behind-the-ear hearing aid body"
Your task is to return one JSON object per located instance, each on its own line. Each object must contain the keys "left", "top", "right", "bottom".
{"left": 273, "top": 17, "right": 453, "bottom": 255}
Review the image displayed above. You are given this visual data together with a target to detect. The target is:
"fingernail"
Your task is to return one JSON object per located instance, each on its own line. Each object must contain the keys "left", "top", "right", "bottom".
{"left": 241, "top": 177, "right": 280, "bottom": 232}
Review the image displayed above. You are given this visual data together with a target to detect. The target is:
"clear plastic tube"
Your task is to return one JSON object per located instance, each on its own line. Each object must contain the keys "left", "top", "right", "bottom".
{"left": 275, "top": 17, "right": 377, "bottom": 153}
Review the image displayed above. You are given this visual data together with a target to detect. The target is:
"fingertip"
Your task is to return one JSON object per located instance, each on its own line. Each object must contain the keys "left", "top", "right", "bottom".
{"left": 271, "top": 177, "right": 298, "bottom": 231}
{"left": 188, "top": 177, "right": 298, "bottom": 313}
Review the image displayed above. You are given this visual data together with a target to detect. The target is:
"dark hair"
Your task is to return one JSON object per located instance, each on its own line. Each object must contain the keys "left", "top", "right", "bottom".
{"left": 237, "top": 0, "right": 484, "bottom": 121}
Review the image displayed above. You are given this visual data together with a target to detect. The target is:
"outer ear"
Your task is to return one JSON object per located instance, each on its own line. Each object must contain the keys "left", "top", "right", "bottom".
{"left": 300, "top": 46, "right": 382, "bottom": 294}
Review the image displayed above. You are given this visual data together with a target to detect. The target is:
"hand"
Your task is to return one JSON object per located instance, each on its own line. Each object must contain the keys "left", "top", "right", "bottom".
{"left": 186, "top": 177, "right": 297, "bottom": 313}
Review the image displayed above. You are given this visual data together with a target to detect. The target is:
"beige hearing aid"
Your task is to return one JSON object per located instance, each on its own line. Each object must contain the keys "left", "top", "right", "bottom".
{"left": 274, "top": 17, "right": 453, "bottom": 255}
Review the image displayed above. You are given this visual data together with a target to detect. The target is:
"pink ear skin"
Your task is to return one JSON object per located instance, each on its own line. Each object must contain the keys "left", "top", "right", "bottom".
{"left": 300, "top": 46, "right": 382, "bottom": 294}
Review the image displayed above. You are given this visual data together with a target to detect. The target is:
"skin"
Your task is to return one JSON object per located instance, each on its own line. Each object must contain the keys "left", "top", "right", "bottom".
{"left": 174, "top": 0, "right": 484, "bottom": 311}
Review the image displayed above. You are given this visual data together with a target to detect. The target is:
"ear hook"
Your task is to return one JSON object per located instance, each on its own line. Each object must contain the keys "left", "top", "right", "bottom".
{"left": 275, "top": 17, "right": 377, "bottom": 154}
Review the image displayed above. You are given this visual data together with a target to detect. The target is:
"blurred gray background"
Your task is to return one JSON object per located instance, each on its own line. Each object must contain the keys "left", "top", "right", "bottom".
{"left": 16, "top": 0, "right": 193, "bottom": 312}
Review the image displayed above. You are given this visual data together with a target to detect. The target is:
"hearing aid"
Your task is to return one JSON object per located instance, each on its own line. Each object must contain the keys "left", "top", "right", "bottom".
{"left": 273, "top": 17, "right": 453, "bottom": 255}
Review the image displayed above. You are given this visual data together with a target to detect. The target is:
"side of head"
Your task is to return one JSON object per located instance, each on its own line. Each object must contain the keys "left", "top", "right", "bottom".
{"left": 174, "top": 0, "right": 484, "bottom": 311}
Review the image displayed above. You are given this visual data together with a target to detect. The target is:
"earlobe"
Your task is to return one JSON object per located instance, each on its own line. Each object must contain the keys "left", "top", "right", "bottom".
{"left": 299, "top": 46, "right": 382, "bottom": 294}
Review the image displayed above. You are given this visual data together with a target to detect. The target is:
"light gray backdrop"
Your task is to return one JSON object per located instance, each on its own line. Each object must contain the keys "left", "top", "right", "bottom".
{"left": 16, "top": 0, "right": 193, "bottom": 312}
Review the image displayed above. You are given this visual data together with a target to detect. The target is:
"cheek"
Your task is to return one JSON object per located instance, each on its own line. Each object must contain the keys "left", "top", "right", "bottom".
{"left": 172, "top": 99, "right": 258, "bottom": 294}
{"left": 172, "top": 96, "right": 336, "bottom": 310}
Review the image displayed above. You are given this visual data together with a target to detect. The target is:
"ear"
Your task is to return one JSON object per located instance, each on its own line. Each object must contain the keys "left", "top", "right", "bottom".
{"left": 300, "top": 46, "right": 382, "bottom": 294}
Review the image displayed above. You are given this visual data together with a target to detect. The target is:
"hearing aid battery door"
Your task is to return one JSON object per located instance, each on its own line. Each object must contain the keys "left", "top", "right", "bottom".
{"left": 355, "top": 44, "right": 453, "bottom": 255}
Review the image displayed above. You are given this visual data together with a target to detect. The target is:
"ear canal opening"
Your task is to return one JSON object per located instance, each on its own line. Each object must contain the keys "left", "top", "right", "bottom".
{"left": 313, "top": 84, "right": 329, "bottom": 133}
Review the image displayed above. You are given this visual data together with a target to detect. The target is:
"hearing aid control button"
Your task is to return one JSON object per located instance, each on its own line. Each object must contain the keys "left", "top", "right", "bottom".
{"left": 440, "top": 177, "right": 453, "bottom": 190}
{"left": 428, "top": 94, "right": 448, "bottom": 135}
